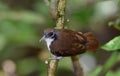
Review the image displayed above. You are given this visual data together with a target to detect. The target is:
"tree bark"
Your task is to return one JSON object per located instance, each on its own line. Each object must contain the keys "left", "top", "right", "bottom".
{"left": 45, "top": 0, "right": 67, "bottom": 76}
{"left": 44, "top": 0, "right": 84, "bottom": 76}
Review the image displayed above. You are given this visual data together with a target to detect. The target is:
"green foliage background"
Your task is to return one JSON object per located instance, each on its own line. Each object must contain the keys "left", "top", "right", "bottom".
{"left": 0, "top": 0, "right": 120, "bottom": 76}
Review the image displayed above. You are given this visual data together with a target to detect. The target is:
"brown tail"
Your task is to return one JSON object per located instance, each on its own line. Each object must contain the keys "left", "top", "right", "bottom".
{"left": 84, "top": 32, "right": 99, "bottom": 52}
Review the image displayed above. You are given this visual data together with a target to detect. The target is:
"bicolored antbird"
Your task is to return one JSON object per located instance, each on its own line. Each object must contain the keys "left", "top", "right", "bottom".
{"left": 40, "top": 28, "right": 99, "bottom": 60}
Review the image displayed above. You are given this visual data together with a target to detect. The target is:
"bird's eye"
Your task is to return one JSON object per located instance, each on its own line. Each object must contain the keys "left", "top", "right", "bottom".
{"left": 48, "top": 32, "right": 54, "bottom": 36}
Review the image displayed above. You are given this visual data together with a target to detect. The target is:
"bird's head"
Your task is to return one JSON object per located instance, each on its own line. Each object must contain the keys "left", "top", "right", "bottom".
{"left": 39, "top": 28, "right": 58, "bottom": 42}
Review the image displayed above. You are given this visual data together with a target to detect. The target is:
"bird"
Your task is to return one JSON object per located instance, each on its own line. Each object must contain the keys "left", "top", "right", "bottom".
{"left": 40, "top": 28, "right": 99, "bottom": 60}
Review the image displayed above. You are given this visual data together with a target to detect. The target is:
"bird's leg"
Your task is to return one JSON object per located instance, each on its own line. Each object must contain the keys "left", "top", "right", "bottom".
{"left": 48, "top": 56, "right": 63, "bottom": 60}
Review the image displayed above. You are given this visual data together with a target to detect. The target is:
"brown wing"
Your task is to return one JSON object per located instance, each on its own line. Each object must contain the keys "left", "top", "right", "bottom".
{"left": 50, "top": 29, "right": 87, "bottom": 56}
{"left": 71, "top": 32, "right": 87, "bottom": 54}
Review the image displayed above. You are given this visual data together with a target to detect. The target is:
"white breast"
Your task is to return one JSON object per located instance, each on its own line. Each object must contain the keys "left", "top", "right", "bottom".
{"left": 45, "top": 38, "right": 54, "bottom": 51}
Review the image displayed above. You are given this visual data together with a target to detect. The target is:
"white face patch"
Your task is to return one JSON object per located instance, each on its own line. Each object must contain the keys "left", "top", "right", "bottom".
{"left": 45, "top": 38, "right": 54, "bottom": 51}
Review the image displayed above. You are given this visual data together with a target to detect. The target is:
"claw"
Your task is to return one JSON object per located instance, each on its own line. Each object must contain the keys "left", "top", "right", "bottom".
{"left": 48, "top": 56, "right": 63, "bottom": 60}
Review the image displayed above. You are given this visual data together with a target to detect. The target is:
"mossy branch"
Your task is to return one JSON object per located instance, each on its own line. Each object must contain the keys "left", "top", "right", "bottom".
{"left": 45, "top": 60, "right": 59, "bottom": 76}
{"left": 45, "top": 0, "right": 66, "bottom": 76}
{"left": 44, "top": 0, "right": 84, "bottom": 76}
{"left": 55, "top": 0, "right": 66, "bottom": 29}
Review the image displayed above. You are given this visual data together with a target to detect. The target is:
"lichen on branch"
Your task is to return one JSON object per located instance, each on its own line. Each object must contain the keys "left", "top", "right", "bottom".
{"left": 44, "top": 0, "right": 84, "bottom": 76}
{"left": 45, "top": 0, "right": 67, "bottom": 76}
{"left": 55, "top": 0, "right": 66, "bottom": 29}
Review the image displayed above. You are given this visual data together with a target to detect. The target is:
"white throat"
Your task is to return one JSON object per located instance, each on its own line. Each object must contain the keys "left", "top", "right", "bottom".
{"left": 45, "top": 38, "right": 54, "bottom": 51}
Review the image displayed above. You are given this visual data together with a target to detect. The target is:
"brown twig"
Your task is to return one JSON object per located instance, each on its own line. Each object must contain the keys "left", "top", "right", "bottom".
{"left": 44, "top": 0, "right": 57, "bottom": 20}
{"left": 71, "top": 56, "right": 84, "bottom": 76}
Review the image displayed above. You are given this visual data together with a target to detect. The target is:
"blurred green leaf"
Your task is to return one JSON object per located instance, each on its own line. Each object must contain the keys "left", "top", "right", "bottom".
{"left": 114, "top": 19, "right": 120, "bottom": 30}
{"left": 102, "top": 36, "right": 120, "bottom": 51}
{"left": 0, "top": 2, "right": 9, "bottom": 11}
{"left": 106, "top": 70, "right": 120, "bottom": 76}
{"left": 108, "top": 21, "right": 115, "bottom": 26}
{"left": 88, "top": 66, "right": 102, "bottom": 76}
{"left": 17, "top": 58, "right": 40, "bottom": 75}
{"left": 72, "top": 7, "right": 94, "bottom": 24}
{"left": 34, "top": 2, "right": 48, "bottom": 16}
{"left": 59, "top": 57, "right": 72, "bottom": 70}
{"left": 0, "top": 21, "right": 37, "bottom": 44}
{"left": 0, "top": 35, "right": 6, "bottom": 51}
{"left": 102, "top": 52, "right": 118, "bottom": 71}
{"left": 97, "top": 52, "right": 119, "bottom": 76}
{"left": 0, "top": 11, "right": 44, "bottom": 23}
{"left": 108, "top": 19, "right": 120, "bottom": 31}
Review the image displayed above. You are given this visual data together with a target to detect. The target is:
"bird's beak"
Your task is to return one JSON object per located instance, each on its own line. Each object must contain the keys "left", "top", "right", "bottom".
{"left": 39, "top": 35, "right": 45, "bottom": 42}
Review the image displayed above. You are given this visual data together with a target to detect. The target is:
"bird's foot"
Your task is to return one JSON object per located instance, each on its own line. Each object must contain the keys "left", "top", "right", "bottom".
{"left": 48, "top": 56, "right": 63, "bottom": 60}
